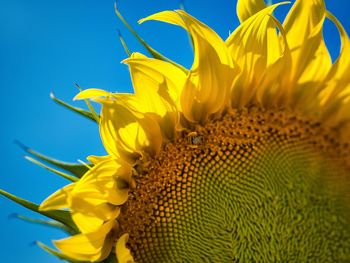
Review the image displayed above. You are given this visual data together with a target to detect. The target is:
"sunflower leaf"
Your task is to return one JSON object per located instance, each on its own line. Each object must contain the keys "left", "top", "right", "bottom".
{"left": 74, "top": 83, "right": 101, "bottom": 123}
{"left": 103, "top": 253, "right": 118, "bottom": 263}
{"left": 15, "top": 140, "right": 89, "bottom": 178}
{"left": 118, "top": 30, "right": 131, "bottom": 57}
{"left": 10, "top": 213, "right": 75, "bottom": 234}
{"left": 114, "top": 3, "right": 188, "bottom": 73}
{"left": 25, "top": 156, "right": 78, "bottom": 182}
{"left": 50, "top": 91, "right": 98, "bottom": 122}
{"left": 179, "top": 1, "right": 194, "bottom": 52}
{"left": 0, "top": 189, "right": 78, "bottom": 233}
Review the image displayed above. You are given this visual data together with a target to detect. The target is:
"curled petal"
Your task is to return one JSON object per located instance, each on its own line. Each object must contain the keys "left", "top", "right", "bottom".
{"left": 236, "top": 0, "right": 266, "bottom": 23}
{"left": 140, "top": 10, "right": 233, "bottom": 124}
{"left": 124, "top": 52, "right": 187, "bottom": 138}
{"left": 74, "top": 88, "right": 111, "bottom": 101}
{"left": 227, "top": 3, "right": 288, "bottom": 107}
{"left": 319, "top": 11, "right": 350, "bottom": 126}
{"left": 68, "top": 159, "right": 130, "bottom": 232}
{"left": 116, "top": 233, "right": 135, "bottom": 263}
{"left": 75, "top": 88, "right": 163, "bottom": 159}
{"left": 71, "top": 211, "right": 106, "bottom": 234}
{"left": 71, "top": 206, "right": 120, "bottom": 233}
{"left": 39, "top": 184, "right": 74, "bottom": 211}
{"left": 100, "top": 99, "right": 162, "bottom": 161}
{"left": 87, "top": 155, "right": 111, "bottom": 165}
{"left": 73, "top": 159, "right": 131, "bottom": 206}
{"left": 227, "top": 3, "right": 286, "bottom": 67}
{"left": 41, "top": 159, "right": 131, "bottom": 233}
{"left": 124, "top": 52, "right": 187, "bottom": 111}
{"left": 54, "top": 220, "right": 116, "bottom": 262}
{"left": 283, "top": 0, "right": 331, "bottom": 86}
{"left": 322, "top": 11, "right": 350, "bottom": 100}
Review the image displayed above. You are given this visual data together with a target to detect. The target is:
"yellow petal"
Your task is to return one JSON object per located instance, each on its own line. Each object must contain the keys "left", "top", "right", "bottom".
{"left": 71, "top": 211, "right": 105, "bottom": 233}
{"left": 74, "top": 86, "right": 163, "bottom": 159}
{"left": 322, "top": 11, "right": 350, "bottom": 98}
{"left": 54, "top": 220, "right": 115, "bottom": 262}
{"left": 140, "top": 10, "right": 233, "bottom": 123}
{"left": 284, "top": 0, "right": 324, "bottom": 49}
{"left": 39, "top": 184, "right": 74, "bottom": 211}
{"left": 124, "top": 52, "right": 187, "bottom": 138}
{"left": 73, "top": 159, "right": 131, "bottom": 206}
{"left": 236, "top": 0, "right": 266, "bottom": 23}
{"left": 87, "top": 155, "right": 112, "bottom": 165}
{"left": 71, "top": 206, "right": 120, "bottom": 233}
{"left": 226, "top": 3, "right": 287, "bottom": 108}
{"left": 283, "top": 0, "right": 331, "bottom": 85}
{"left": 255, "top": 44, "right": 292, "bottom": 108}
{"left": 139, "top": 10, "right": 231, "bottom": 65}
{"left": 116, "top": 233, "right": 135, "bottom": 263}
{"left": 74, "top": 88, "right": 112, "bottom": 101}
{"left": 319, "top": 11, "right": 350, "bottom": 126}
{"left": 100, "top": 100, "right": 162, "bottom": 160}
{"left": 124, "top": 52, "right": 186, "bottom": 110}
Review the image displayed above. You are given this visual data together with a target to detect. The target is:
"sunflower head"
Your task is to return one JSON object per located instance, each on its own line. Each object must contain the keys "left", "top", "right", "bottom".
{"left": 2, "top": 0, "right": 350, "bottom": 262}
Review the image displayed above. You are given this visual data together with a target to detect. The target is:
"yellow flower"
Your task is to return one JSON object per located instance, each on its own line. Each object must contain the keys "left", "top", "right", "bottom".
{"left": 2, "top": 0, "right": 350, "bottom": 262}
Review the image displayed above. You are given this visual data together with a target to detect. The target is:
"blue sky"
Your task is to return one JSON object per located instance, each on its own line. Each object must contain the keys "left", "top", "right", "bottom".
{"left": 0, "top": 0, "right": 349, "bottom": 262}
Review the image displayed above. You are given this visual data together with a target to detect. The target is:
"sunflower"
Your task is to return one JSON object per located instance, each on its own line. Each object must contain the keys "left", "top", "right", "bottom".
{"left": 2, "top": 0, "right": 350, "bottom": 262}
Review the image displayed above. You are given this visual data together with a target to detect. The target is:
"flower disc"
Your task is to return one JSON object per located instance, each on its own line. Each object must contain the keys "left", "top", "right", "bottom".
{"left": 119, "top": 109, "right": 350, "bottom": 262}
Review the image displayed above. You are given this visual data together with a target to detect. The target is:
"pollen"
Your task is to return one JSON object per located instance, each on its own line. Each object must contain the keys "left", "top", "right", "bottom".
{"left": 118, "top": 108, "right": 350, "bottom": 262}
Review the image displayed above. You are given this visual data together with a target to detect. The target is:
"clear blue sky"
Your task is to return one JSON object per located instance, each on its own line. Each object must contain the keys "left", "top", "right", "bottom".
{"left": 0, "top": 0, "right": 349, "bottom": 262}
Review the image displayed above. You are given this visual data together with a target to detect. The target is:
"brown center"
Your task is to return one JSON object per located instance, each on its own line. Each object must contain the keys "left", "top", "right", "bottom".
{"left": 118, "top": 108, "right": 350, "bottom": 262}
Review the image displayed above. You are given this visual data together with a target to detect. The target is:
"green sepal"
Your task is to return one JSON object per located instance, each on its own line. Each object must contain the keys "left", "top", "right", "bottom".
{"left": 103, "top": 253, "right": 117, "bottom": 263}
{"left": 36, "top": 241, "right": 86, "bottom": 263}
{"left": 114, "top": 3, "right": 188, "bottom": 73}
{"left": 118, "top": 30, "right": 131, "bottom": 57}
{"left": 50, "top": 91, "right": 98, "bottom": 123}
{"left": 15, "top": 140, "right": 89, "bottom": 178}
{"left": 10, "top": 213, "right": 75, "bottom": 235}
{"left": 179, "top": 0, "right": 186, "bottom": 12}
{"left": 25, "top": 156, "right": 78, "bottom": 182}
{"left": 179, "top": 0, "right": 194, "bottom": 52}
{"left": 0, "top": 189, "right": 78, "bottom": 233}
{"left": 74, "top": 83, "right": 100, "bottom": 123}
